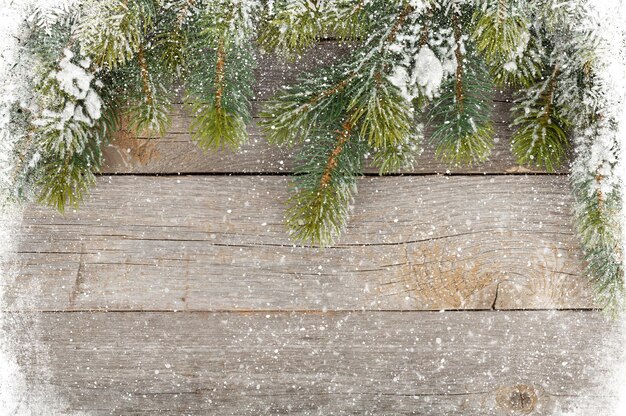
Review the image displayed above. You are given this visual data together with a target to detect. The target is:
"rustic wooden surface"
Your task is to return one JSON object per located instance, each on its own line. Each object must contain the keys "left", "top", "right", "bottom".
{"left": 101, "top": 41, "right": 565, "bottom": 175}
{"left": 1, "top": 40, "right": 612, "bottom": 416}
{"left": 6, "top": 310, "right": 619, "bottom": 416}
{"left": 4, "top": 175, "right": 592, "bottom": 312}
{"left": 102, "top": 102, "right": 546, "bottom": 175}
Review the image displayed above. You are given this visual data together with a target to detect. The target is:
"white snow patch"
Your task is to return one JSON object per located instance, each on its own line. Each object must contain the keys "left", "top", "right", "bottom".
{"left": 388, "top": 45, "right": 444, "bottom": 103}
{"left": 503, "top": 61, "right": 517, "bottom": 72}
{"left": 84, "top": 89, "right": 102, "bottom": 120}
{"left": 55, "top": 49, "right": 94, "bottom": 100}
{"left": 602, "top": 1, "right": 626, "bottom": 413}
{"left": 0, "top": 1, "right": 84, "bottom": 414}
{"left": 388, "top": 65, "right": 412, "bottom": 102}
{"left": 562, "top": 1, "right": 626, "bottom": 414}
{"left": 414, "top": 46, "right": 444, "bottom": 99}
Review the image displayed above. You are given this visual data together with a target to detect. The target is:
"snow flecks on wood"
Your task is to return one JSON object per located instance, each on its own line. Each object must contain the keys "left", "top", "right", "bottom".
{"left": 7, "top": 310, "right": 620, "bottom": 415}
{"left": 6, "top": 175, "right": 592, "bottom": 312}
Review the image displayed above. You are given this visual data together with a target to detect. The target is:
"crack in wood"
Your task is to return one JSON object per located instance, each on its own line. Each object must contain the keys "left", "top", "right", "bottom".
{"left": 182, "top": 254, "right": 191, "bottom": 310}
{"left": 491, "top": 282, "right": 500, "bottom": 310}
{"left": 68, "top": 242, "right": 86, "bottom": 308}
{"left": 15, "top": 229, "right": 575, "bottom": 250}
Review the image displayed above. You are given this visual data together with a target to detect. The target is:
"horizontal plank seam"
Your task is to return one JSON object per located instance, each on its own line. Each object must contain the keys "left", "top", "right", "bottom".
{"left": 65, "top": 389, "right": 495, "bottom": 397}
{"left": 95, "top": 171, "right": 570, "bottom": 177}
{"left": 1, "top": 308, "right": 599, "bottom": 314}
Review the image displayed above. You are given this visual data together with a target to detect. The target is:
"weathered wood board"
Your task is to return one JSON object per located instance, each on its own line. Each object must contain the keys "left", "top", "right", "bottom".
{"left": 5, "top": 310, "right": 618, "bottom": 416}
{"left": 101, "top": 41, "right": 566, "bottom": 175}
{"left": 103, "top": 101, "right": 553, "bottom": 175}
{"left": 3, "top": 175, "right": 592, "bottom": 312}
{"left": 2, "top": 39, "right": 606, "bottom": 416}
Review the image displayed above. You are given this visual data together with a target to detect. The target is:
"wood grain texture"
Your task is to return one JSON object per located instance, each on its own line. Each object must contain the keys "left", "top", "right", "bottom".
{"left": 7, "top": 310, "right": 619, "bottom": 415}
{"left": 102, "top": 102, "right": 549, "bottom": 175}
{"left": 2, "top": 40, "right": 606, "bottom": 416}
{"left": 3, "top": 175, "right": 593, "bottom": 312}
{"left": 101, "top": 41, "right": 566, "bottom": 175}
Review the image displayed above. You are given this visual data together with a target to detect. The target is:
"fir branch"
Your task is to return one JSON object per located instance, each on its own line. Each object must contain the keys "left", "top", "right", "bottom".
{"left": 214, "top": 39, "right": 226, "bottom": 112}
{"left": 573, "top": 176, "right": 624, "bottom": 315}
{"left": 12, "top": 27, "right": 126, "bottom": 212}
{"left": 372, "top": 123, "right": 422, "bottom": 174}
{"left": 123, "top": 40, "right": 172, "bottom": 137}
{"left": 349, "top": 79, "right": 414, "bottom": 149}
{"left": 154, "top": 0, "right": 198, "bottom": 75}
{"left": 570, "top": 111, "right": 624, "bottom": 315}
{"left": 511, "top": 64, "right": 570, "bottom": 172}
{"left": 35, "top": 152, "right": 97, "bottom": 213}
{"left": 137, "top": 42, "right": 153, "bottom": 106}
{"left": 14, "top": 40, "right": 115, "bottom": 212}
{"left": 258, "top": 0, "right": 325, "bottom": 57}
{"left": 418, "top": 5, "right": 433, "bottom": 47}
{"left": 185, "top": 1, "right": 256, "bottom": 151}
{"left": 286, "top": 116, "right": 366, "bottom": 246}
{"left": 326, "top": 0, "right": 371, "bottom": 41}
{"left": 263, "top": 2, "right": 416, "bottom": 150}
{"left": 260, "top": 65, "right": 356, "bottom": 146}
{"left": 452, "top": 12, "right": 465, "bottom": 114}
{"left": 321, "top": 119, "right": 353, "bottom": 188}
{"left": 310, "top": 75, "right": 356, "bottom": 109}
{"left": 428, "top": 8, "right": 495, "bottom": 166}
{"left": 469, "top": 1, "right": 546, "bottom": 87}
{"left": 347, "top": 2, "right": 415, "bottom": 149}
{"left": 77, "top": 0, "right": 150, "bottom": 70}
{"left": 265, "top": 2, "right": 421, "bottom": 245}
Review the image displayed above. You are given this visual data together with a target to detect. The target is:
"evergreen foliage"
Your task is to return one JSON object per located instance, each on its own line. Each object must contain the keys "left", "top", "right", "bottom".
{"left": 185, "top": 0, "right": 257, "bottom": 150}
{"left": 510, "top": 65, "right": 570, "bottom": 172}
{"left": 5, "top": 0, "right": 624, "bottom": 314}
{"left": 471, "top": 0, "right": 541, "bottom": 86}
{"left": 261, "top": 1, "right": 420, "bottom": 244}
{"left": 428, "top": 6, "right": 495, "bottom": 165}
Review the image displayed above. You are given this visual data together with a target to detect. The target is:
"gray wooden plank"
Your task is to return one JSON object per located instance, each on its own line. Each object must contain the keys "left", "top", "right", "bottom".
{"left": 103, "top": 101, "right": 551, "bottom": 175}
{"left": 2, "top": 175, "right": 593, "bottom": 312}
{"left": 253, "top": 41, "right": 355, "bottom": 102}
{"left": 6, "top": 310, "right": 619, "bottom": 415}
{"left": 101, "top": 41, "right": 563, "bottom": 175}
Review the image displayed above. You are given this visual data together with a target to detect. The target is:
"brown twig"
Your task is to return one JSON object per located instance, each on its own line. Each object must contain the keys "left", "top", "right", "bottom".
{"left": 177, "top": 0, "right": 196, "bottom": 28}
{"left": 214, "top": 38, "right": 226, "bottom": 111}
{"left": 137, "top": 42, "right": 153, "bottom": 105}
{"left": 542, "top": 64, "right": 560, "bottom": 123}
{"left": 452, "top": 11, "right": 465, "bottom": 113}
{"left": 387, "top": 3, "right": 413, "bottom": 44}
{"left": 320, "top": 118, "right": 353, "bottom": 188}
{"left": 304, "top": 73, "right": 356, "bottom": 109}
{"left": 419, "top": 6, "right": 433, "bottom": 47}
{"left": 315, "top": 3, "right": 413, "bottom": 188}
{"left": 595, "top": 173, "right": 605, "bottom": 208}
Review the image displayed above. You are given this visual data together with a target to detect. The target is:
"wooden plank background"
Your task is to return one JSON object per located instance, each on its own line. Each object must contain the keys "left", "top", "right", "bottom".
{"left": 101, "top": 42, "right": 564, "bottom": 175}
{"left": 2, "top": 41, "right": 618, "bottom": 415}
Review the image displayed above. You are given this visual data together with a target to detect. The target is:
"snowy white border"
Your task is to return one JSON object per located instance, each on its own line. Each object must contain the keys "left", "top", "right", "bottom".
{"left": 0, "top": 1, "right": 625, "bottom": 415}
{"left": 591, "top": 1, "right": 626, "bottom": 414}
{"left": 0, "top": 2, "right": 31, "bottom": 412}
{"left": 0, "top": 2, "right": 79, "bottom": 414}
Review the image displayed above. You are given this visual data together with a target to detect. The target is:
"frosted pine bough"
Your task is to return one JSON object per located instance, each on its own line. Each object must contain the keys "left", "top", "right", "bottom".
{"left": 1, "top": 0, "right": 624, "bottom": 314}
{"left": 1, "top": 1, "right": 87, "bottom": 413}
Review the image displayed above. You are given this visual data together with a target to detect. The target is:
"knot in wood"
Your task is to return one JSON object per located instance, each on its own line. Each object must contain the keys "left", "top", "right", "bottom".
{"left": 496, "top": 384, "right": 537, "bottom": 414}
